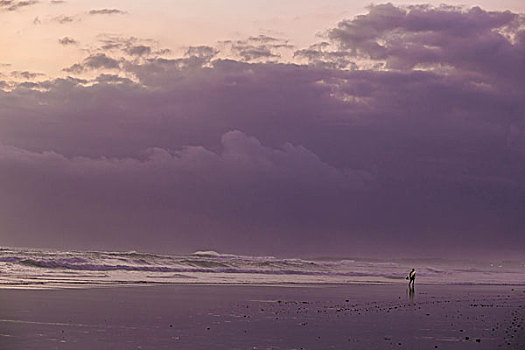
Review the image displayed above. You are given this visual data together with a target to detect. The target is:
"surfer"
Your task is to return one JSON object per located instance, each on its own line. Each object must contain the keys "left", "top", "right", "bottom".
{"left": 406, "top": 268, "right": 416, "bottom": 289}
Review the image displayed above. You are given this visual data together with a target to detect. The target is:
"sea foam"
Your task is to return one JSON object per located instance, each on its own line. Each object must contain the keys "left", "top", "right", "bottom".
{"left": 0, "top": 247, "right": 523, "bottom": 289}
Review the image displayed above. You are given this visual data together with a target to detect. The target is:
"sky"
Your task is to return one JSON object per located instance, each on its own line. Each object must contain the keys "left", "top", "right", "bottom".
{"left": 0, "top": 1, "right": 524, "bottom": 258}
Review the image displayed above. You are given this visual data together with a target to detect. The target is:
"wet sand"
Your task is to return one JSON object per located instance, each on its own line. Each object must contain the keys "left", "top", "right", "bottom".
{"left": 0, "top": 284, "right": 523, "bottom": 349}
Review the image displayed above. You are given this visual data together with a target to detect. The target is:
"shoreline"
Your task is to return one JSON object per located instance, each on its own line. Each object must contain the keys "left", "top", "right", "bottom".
{"left": 2, "top": 280, "right": 525, "bottom": 292}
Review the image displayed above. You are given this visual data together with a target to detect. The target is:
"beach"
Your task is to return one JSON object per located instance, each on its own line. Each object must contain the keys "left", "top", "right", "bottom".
{"left": 1, "top": 283, "right": 523, "bottom": 349}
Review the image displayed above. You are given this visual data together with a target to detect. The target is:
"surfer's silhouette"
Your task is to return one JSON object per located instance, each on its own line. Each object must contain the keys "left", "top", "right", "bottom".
{"left": 406, "top": 268, "right": 416, "bottom": 289}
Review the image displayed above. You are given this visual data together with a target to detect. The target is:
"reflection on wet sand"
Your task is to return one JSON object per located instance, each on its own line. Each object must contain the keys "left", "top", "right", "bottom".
{"left": 408, "top": 287, "right": 415, "bottom": 303}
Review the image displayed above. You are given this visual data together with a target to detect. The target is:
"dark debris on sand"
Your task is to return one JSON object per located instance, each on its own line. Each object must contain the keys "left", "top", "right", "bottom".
{"left": 223, "top": 287, "right": 525, "bottom": 349}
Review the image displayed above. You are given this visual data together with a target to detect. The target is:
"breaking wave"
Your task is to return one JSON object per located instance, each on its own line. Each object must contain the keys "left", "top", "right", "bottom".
{"left": 0, "top": 247, "right": 524, "bottom": 289}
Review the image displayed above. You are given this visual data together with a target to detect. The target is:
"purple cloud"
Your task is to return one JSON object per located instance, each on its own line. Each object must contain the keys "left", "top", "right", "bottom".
{"left": 326, "top": 3, "right": 524, "bottom": 77}
{"left": 63, "top": 53, "right": 120, "bottom": 73}
{"left": 0, "top": 131, "right": 370, "bottom": 251}
{"left": 0, "top": 4, "right": 524, "bottom": 256}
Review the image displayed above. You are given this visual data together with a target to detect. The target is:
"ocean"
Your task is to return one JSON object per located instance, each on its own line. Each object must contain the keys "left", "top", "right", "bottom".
{"left": 0, "top": 247, "right": 523, "bottom": 289}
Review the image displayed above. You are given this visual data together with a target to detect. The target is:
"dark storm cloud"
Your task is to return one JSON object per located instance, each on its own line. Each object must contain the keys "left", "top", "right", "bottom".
{"left": 63, "top": 53, "right": 120, "bottom": 73}
{"left": 0, "top": 130, "right": 368, "bottom": 191}
{"left": 0, "top": 0, "right": 38, "bottom": 11}
{"left": 88, "top": 8, "right": 126, "bottom": 15}
{"left": 327, "top": 3, "right": 524, "bottom": 74}
{"left": 1, "top": 4, "right": 524, "bottom": 256}
{"left": 58, "top": 37, "right": 77, "bottom": 45}
{"left": 0, "top": 130, "right": 371, "bottom": 251}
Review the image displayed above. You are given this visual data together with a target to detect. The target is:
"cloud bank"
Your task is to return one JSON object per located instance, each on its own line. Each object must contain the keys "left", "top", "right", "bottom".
{"left": 0, "top": 4, "right": 524, "bottom": 257}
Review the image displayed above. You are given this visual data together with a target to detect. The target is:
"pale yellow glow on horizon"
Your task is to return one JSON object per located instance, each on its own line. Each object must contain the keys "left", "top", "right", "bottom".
{"left": 1, "top": 0, "right": 524, "bottom": 78}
